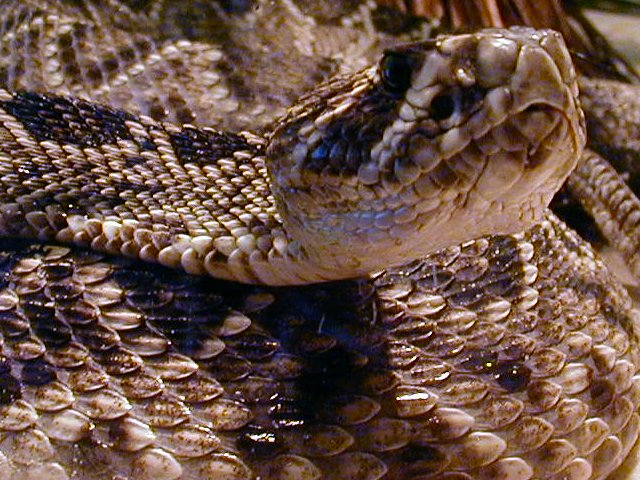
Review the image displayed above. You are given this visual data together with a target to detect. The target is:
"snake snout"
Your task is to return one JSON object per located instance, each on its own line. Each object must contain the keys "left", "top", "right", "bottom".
{"left": 510, "top": 31, "right": 579, "bottom": 119}
{"left": 490, "top": 29, "right": 586, "bottom": 205}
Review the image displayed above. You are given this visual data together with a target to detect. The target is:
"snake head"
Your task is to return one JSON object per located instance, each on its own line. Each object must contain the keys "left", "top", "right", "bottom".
{"left": 267, "top": 27, "right": 585, "bottom": 281}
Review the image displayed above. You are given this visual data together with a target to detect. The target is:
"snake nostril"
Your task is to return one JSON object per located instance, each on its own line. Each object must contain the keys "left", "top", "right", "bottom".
{"left": 430, "top": 92, "right": 456, "bottom": 121}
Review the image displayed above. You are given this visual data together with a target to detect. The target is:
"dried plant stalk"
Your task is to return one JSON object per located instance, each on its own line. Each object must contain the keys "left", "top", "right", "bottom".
{"left": 376, "top": 0, "right": 639, "bottom": 81}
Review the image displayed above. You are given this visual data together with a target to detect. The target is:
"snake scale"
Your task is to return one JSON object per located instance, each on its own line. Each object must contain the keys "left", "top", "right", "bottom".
{"left": 0, "top": 0, "right": 638, "bottom": 479}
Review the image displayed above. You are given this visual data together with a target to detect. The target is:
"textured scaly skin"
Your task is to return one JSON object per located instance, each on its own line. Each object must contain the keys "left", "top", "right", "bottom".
{"left": 0, "top": 1, "right": 637, "bottom": 480}
{"left": 0, "top": 27, "right": 584, "bottom": 284}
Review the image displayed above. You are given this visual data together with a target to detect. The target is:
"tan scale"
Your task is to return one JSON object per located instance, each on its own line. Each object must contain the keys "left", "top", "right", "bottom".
{"left": 0, "top": 1, "right": 637, "bottom": 480}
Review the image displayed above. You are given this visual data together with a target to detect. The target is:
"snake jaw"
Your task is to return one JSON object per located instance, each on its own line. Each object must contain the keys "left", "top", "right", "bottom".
{"left": 265, "top": 27, "right": 585, "bottom": 282}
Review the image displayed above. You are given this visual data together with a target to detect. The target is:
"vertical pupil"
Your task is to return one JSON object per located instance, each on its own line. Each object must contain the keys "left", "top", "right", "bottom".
{"left": 382, "top": 53, "right": 413, "bottom": 95}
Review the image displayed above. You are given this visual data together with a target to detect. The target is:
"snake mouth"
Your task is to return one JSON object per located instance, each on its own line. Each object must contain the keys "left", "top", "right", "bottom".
{"left": 470, "top": 104, "right": 575, "bottom": 198}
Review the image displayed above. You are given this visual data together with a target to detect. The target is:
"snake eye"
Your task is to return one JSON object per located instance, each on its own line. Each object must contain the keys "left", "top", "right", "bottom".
{"left": 380, "top": 51, "right": 416, "bottom": 96}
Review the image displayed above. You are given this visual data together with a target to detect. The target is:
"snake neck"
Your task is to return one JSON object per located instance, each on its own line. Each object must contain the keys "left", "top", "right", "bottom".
{"left": 0, "top": 88, "right": 335, "bottom": 285}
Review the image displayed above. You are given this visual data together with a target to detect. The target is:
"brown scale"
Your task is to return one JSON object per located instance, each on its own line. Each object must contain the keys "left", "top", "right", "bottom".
{"left": 0, "top": 1, "right": 638, "bottom": 479}
{"left": 0, "top": 212, "right": 638, "bottom": 478}
{"left": 0, "top": 0, "right": 387, "bottom": 132}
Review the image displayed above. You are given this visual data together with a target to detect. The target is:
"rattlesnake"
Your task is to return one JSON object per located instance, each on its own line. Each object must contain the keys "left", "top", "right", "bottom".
{"left": 0, "top": 1, "right": 637, "bottom": 479}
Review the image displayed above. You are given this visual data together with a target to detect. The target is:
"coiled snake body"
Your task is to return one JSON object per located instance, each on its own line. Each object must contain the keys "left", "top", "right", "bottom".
{"left": 0, "top": 1, "right": 637, "bottom": 479}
